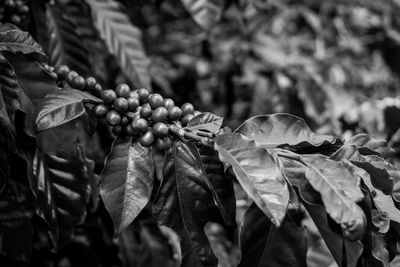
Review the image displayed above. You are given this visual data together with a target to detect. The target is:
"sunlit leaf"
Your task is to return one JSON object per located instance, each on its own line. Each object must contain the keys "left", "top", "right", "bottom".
{"left": 101, "top": 137, "right": 154, "bottom": 235}
{"left": 235, "top": 113, "right": 341, "bottom": 149}
{"left": 346, "top": 134, "right": 396, "bottom": 159}
{"left": 35, "top": 88, "right": 101, "bottom": 131}
{"left": 186, "top": 112, "right": 223, "bottom": 133}
{"left": 214, "top": 133, "right": 289, "bottom": 226}
{"left": 0, "top": 29, "right": 45, "bottom": 59}
{"left": 303, "top": 155, "right": 366, "bottom": 239}
{"left": 85, "top": 0, "right": 151, "bottom": 88}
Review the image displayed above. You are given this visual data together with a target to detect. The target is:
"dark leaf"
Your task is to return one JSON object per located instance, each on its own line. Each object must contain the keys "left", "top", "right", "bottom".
{"left": 197, "top": 144, "right": 236, "bottom": 226}
{"left": 303, "top": 155, "right": 366, "bottom": 239}
{"left": 238, "top": 203, "right": 308, "bottom": 267}
{"left": 46, "top": 4, "right": 91, "bottom": 76}
{"left": 153, "top": 141, "right": 218, "bottom": 267}
{"left": 101, "top": 137, "right": 154, "bottom": 235}
{"left": 346, "top": 134, "right": 396, "bottom": 159}
{"left": 235, "top": 113, "right": 342, "bottom": 149}
{"left": 0, "top": 183, "right": 33, "bottom": 262}
{"left": 0, "top": 55, "right": 19, "bottom": 131}
{"left": 181, "top": 0, "right": 225, "bottom": 30}
{"left": 85, "top": 0, "right": 151, "bottom": 88}
{"left": 214, "top": 133, "right": 289, "bottom": 226}
{"left": 35, "top": 88, "right": 101, "bottom": 131}
{"left": 32, "top": 145, "right": 91, "bottom": 248}
{"left": 186, "top": 112, "right": 223, "bottom": 133}
{"left": 0, "top": 29, "right": 45, "bottom": 59}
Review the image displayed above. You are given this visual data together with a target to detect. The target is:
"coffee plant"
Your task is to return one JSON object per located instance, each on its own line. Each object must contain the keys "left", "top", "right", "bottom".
{"left": 1, "top": 0, "right": 400, "bottom": 266}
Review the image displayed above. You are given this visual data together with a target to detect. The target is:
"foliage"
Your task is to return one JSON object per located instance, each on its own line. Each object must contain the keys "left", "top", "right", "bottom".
{"left": 1, "top": 0, "right": 400, "bottom": 267}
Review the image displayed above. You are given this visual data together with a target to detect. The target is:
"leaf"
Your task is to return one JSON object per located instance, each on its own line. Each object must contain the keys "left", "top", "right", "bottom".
{"left": 46, "top": 4, "right": 91, "bottom": 76}
{"left": 197, "top": 144, "right": 236, "bottom": 226}
{"left": 238, "top": 203, "right": 308, "bottom": 267}
{"left": 235, "top": 113, "right": 342, "bottom": 149}
{"left": 370, "top": 231, "right": 390, "bottom": 267}
{"left": 181, "top": 0, "right": 224, "bottom": 30}
{"left": 303, "top": 156, "right": 366, "bottom": 236}
{"left": 331, "top": 145, "right": 394, "bottom": 195}
{"left": 85, "top": 0, "right": 151, "bottom": 89}
{"left": 0, "top": 55, "right": 19, "bottom": 130}
{"left": 32, "top": 146, "right": 91, "bottom": 248}
{"left": 346, "top": 134, "right": 396, "bottom": 159}
{"left": 153, "top": 141, "right": 219, "bottom": 267}
{"left": 101, "top": 137, "right": 154, "bottom": 235}
{"left": 119, "top": 222, "right": 181, "bottom": 267}
{"left": 0, "top": 30, "right": 45, "bottom": 59}
{"left": 186, "top": 112, "right": 223, "bottom": 133}
{"left": 214, "top": 133, "right": 289, "bottom": 226}
{"left": 35, "top": 88, "right": 101, "bottom": 132}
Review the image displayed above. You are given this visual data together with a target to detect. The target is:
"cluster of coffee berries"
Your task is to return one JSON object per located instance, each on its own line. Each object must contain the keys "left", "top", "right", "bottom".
{"left": 44, "top": 64, "right": 103, "bottom": 96}
{"left": 93, "top": 86, "right": 200, "bottom": 150}
{"left": 0, "top": 0, "right": 30, "bottom": 25}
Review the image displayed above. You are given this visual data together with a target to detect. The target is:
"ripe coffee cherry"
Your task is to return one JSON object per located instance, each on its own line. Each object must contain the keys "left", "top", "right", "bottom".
{"left": 156, "top": 136, "right": 173, "bottom": 151}
{"left": 71, "top": 76, "right": 86, "bottom": 90}
{"left": 140, "top": 104, "right": 152, "bottom": 119}
{"left": 93, "top": 104, "right": 109, "bottom": 117}
{"left": 152, "top": 107, "right": 168, "bottom": 122}
{"left": 17, "top": 4, "right": 29, "bottom": 13}
{"left": 55, "top": 65, "right": 70, "bottom": 79}
{"left": 93, "top": 83, "right": 103, "bottom": 96}
{"left": 130, "top": 90, "right": 140, "bottom": 99}
{"left": 106, "top": 110, "right": 121, "bottom": 126}
{"left": 123, "top": 124, "right": 135, "bottom": 136}
{"left": 49, "top": 72, "right": 58, "bottom": 81}
{"left": 127, "top": 97, "right": 139, "bottom": 111}
{"left": 85, "top": 77, "right": 97, "bottom": 91}
{"left": 181, "top": 103, "right": 195, "bottom": 116}
{"left": 153, "top": 122, "right": 169, "bottom": 137}
{"left": 112, "top": 125, "right": 123, "bottom": 136}
{"left": 120, "top": 116, "right": 130, "bottom": 126}
{"left": 149, "top": 93, "right": 164, "bottom": 109}
{"left": 101, "top": 90, "right": 117, "bottom": 105}
{"left": 10, "top": 15, "right": 21, "bottom": 24}
{"left": 4, "top": 0, "right": 15, "bottom": 8}
{"left": 139, "top": 130, "right": 155, "bottom": 147}
{"left": 66, "top": 71, "right": 79, "bottom": 84}
{"left": 182, "top": 114, "right": 194, "bottom": 126}
{"left": 115, "top": 84, "right": 130, "bottom": 98}
{"left": 168, "top": 106, "right": 182, "bottom": 121}
{"left": 137, "top": 88, "right": 150, "bottom": 104}
{"left": 163, "top": 98, "right": 175, "bottom": 109}
{"left": 132, "top": 118, "right": 148, "bottom": 133}
{"left": 114, "top": 97, "right": 129, "bottom": 112}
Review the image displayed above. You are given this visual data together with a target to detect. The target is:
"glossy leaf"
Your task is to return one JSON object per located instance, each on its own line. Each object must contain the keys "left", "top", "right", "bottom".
{"left": 32, "top": 146, "right": 91, "bottom": 247}
{"left": 197, "top": 144, "right": 236, "bottom": 226}
{"left": 214, "top": 133, "right": 289, "bottom": 226}
{"left": 303, "top": 156, "right": 366, "bottom": 238}
{"left": 331, "top": 145, "right": 394, "bottom": 195}
{"left": 0, "top": 55, "right": 19, "bottom": 131}
{"left": 153, "top": 141, "right": 218, "bottom": 267}
{"left": 235, "top": 113, "right": 341, "bottom": 149}
{"left": 238, "top": 203, "right": 308, "bottom": 267}
{"left": 181, "top": 0, "right": 224, "bottom": 30}
{"left": 35, "top": 88, "right": 101, "bottom": 131}
{"left": 46, "top": 5, "right": 91, "bottom": 75}
{"left": 85, "top": 0, "right": 151, "bottom": 88}
{"left": 101, "top": 137, "right": 154, "bottom": 235}
{"left": 0, "top": 29, "right": 45, "bottom": 58}
{"left": 186, "top": 112, "right": 223, "bottom": 133}
{"left": 346, "top": 134, "right": 396, "bottom": 159}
